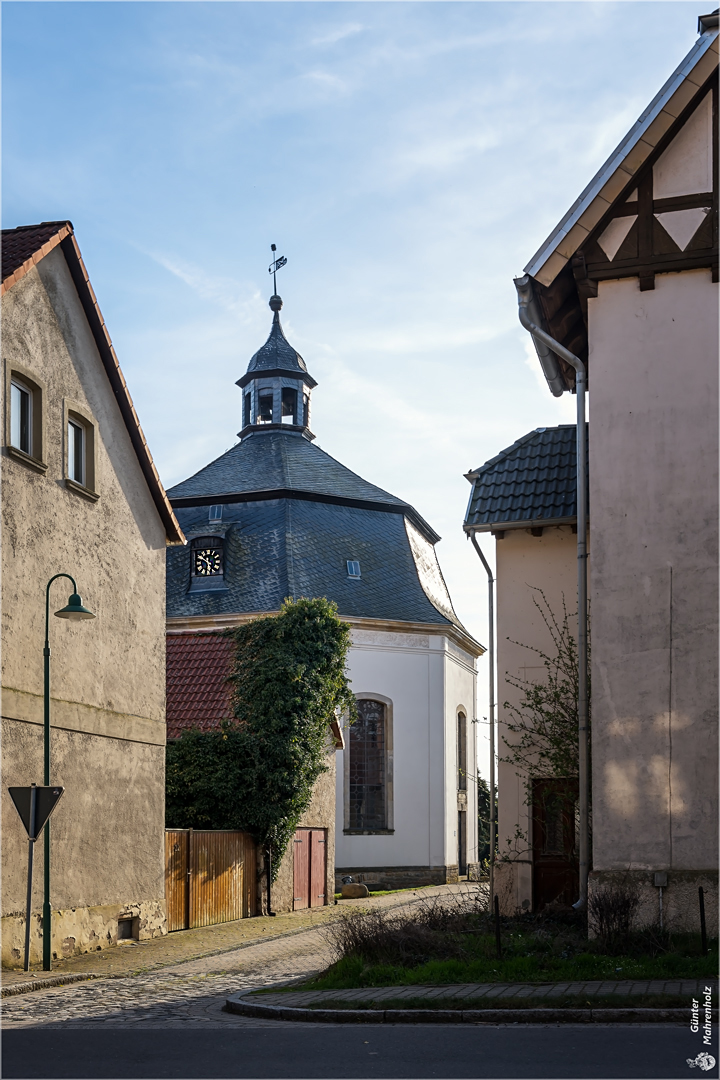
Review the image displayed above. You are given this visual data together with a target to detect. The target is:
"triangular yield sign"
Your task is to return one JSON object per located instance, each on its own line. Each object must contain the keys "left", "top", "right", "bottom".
{"left": 8, "top": 786, "right": 65, "bottom": 841}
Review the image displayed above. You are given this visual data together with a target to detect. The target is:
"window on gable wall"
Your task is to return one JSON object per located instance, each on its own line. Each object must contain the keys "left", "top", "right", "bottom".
{"left": 10, "top": 379, "right": 32, "bottom": 455}
{"left": 349, "top": 699, "right": 386, "bottom": 830}
{"left": 67, "top": 419, "right": 85, "bottom": 485}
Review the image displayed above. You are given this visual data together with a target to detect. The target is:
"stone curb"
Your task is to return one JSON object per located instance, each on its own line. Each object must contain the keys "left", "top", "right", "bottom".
{"left": 1, "top": 973, "right": 100, "bottom": 998}
{"left": 225, "top": 989, "right": 710, "bottom": 1025}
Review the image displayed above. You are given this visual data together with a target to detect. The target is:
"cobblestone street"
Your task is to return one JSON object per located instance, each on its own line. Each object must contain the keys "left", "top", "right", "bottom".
{"left": 2, "top": 924, "right": 333, "bottom": 1028}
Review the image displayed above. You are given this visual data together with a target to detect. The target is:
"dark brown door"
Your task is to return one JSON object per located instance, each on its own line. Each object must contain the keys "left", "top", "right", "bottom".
{"left": 532, "top": 779, "right": 579, "bottom": 910}
{"left": 458, "top": 811, "right": 467, "bottom": 876}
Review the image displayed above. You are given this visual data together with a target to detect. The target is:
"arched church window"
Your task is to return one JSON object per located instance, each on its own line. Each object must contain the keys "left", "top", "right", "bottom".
{"left": 281, "top": 387, "right": 297, "bottom": 424}
{"left": 457, "top": 711, "right": 467, "bottom": 791}
{"left": 349, "top": 699, "right": 387, "bottom": 830}
{"left": 258, "top": 391, "right": 273, "bottom": 424}
{"left": 191, "top": 536, "right": 223, "bottom": 578}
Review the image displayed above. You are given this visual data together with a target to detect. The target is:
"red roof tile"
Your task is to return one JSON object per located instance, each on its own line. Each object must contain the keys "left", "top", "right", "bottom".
{"left": 166, "top": 632, "right": 235, "bottom": 739}
{"left": 2, "top": 221, "right": 73, "bottom": 294}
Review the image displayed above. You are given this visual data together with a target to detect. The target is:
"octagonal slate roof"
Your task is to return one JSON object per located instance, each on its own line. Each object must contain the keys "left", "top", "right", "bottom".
{"left": 167, "top": 430, "right": 411, "bottom": 512}
{"left": 464, "top": 425, "right": 586, "bottom": 531}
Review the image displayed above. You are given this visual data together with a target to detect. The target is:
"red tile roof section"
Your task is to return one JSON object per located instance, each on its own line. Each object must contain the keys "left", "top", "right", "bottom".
{"left": 1, "top": 221, "right": 73, "bottom": 295}
{"left": 1, "top": 222, "right": 184, "bottom": 544}
{"left": 166, "top": 632, "right": 235, "bottom": 739}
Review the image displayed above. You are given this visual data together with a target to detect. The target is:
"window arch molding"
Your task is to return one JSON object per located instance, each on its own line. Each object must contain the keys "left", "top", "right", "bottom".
{"left": 343, "top": 692, "right": 394, "bottom": 835}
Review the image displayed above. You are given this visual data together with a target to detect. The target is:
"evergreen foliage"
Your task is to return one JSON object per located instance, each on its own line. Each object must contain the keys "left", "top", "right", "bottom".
{"left": 166, "top": 597, "right": 356, "bottom": 877}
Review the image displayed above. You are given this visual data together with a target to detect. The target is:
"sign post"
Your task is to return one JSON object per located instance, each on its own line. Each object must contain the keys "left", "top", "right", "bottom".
{"left": 8, "top": 785, "right": 64, "bottom": 971}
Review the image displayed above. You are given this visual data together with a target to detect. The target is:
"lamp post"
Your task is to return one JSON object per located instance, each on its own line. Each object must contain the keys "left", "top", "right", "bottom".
{"left": 43, "top": 574, "right": 95, "bottom": 970}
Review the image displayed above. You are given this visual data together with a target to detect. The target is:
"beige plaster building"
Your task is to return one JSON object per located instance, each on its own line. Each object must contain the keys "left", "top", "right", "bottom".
{"left": 468, "top": 13, "right": 718, "bottom": 930}
{"left": 1, "top": 221, "right": 184, "bottom": 966}
{"left": 465, "top": 427, "right": 582, "bottom": 913}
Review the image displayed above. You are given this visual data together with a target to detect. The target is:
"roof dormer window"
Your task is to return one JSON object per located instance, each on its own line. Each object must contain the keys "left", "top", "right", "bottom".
{"left": 347, "top": 560, "right": 361, "bottom": 579}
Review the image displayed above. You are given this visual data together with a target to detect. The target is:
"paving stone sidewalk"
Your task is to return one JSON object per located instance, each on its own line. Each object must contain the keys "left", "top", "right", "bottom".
{"left": 251, "top": 978, "right": 717, "bottom": 1008}
{"left": 2, "top": 882, "right": 466, "bottom": 994}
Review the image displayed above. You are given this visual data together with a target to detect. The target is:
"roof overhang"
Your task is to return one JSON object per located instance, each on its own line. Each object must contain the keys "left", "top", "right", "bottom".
{"left": 168, "top": 612, "right": 485, "bottom": 660}
{"left": 171, "top": 487, "right": 442, "bottom": 545}
{"left": 464, "top": 516, "right": 577, "bottom": 535}
{"left": 2, "top": 221, "right": 185, "bottom": 545}
{"left": 236, "top": 368, "right": 317, "bottom": 390}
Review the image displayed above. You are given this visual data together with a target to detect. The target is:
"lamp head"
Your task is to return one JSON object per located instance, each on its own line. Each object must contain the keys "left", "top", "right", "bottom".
{"left": 55, "top": 593, "right": 95, "bottom": 621}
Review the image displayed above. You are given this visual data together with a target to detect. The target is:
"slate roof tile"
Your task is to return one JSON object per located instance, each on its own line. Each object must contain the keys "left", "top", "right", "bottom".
{"left": 246, "top": 310, "right": 308, "bottom": 375}
{"left": 167, "top": 429, "right": 408, "bottom": 508}
{"left": 167, "top": 499, "right": 453, "bottom": 625}
{"left": 166, "top": 632, "right": 234, "bottom": 739}
{"left": 464, "top": 425, "right": 586, "bottom": 529}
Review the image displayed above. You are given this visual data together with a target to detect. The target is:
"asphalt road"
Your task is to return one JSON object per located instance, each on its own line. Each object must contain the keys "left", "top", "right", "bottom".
{"left": 3, "top": 1023, "right": 714, "bottom": 1079}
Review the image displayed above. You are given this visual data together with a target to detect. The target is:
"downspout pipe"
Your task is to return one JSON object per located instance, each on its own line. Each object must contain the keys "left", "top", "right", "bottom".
{"left": 513, "top": 274, "right": 589, "bottom": 911}
{"left": 470, "top": 534, "right": 496, "bottom": 909}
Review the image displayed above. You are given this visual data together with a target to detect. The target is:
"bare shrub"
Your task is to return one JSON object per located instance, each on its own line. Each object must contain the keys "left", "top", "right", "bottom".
{"left": 323, "top": 890, "right": 486, "bottom": 968}
{"left": 588, "top": 876, "right": 640, "bottom": 953}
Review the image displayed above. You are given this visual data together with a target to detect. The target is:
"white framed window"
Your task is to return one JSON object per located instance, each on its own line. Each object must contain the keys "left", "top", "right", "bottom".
{"left": 10, "top": 379, "right": 32, "bottom": 455}
{"left": 67, "top": 418, "right": 85, "bottom": 485}
{"left": 347, "top": 560, "right": 361, "bottom": 578}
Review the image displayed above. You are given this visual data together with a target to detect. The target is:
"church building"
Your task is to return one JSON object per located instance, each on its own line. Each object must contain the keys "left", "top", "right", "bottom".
{"left": 165, "top": 289, "right": 484, "bottom": 898}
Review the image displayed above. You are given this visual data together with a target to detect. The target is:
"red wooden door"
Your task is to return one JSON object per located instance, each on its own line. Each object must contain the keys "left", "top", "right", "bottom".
{"left": 310, "top": 829, "right": 326, "bottom": 907}
{"left": 293, "top": 830, "right": 309, "bottom": 910}
{"left": 293, "top": 828, "right": 327, "bottom": 909}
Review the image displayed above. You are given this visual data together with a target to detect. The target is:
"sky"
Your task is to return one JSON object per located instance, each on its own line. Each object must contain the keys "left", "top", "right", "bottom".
{"left": 2, "top": 0, "right": 703, "bottom": 778}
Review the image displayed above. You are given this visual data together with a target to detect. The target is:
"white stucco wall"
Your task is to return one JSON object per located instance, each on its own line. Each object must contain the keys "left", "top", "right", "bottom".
{"left": 587, "top": 269, "right": 718, "bottom": 879}
{"left": 494, "top": 526, "right": 578, "bottom": 913}
{"left": 334, "top": 627, "right": 477, "bottom": 883}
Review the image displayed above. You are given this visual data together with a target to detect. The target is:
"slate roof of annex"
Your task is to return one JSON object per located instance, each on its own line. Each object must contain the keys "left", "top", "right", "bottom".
{"left": 168, "top": 430, "right": 410, "bottom": 512}
{"left": 464, "top": 425, "right": 586, "bottom": 531}
{"left": 166, "top": 632, "right": 234, "bottom": 739}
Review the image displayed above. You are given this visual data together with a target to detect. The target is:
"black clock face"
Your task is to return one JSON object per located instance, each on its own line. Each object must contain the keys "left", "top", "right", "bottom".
{"left": 194, "top": 548, "right": 222, "bottom": 576}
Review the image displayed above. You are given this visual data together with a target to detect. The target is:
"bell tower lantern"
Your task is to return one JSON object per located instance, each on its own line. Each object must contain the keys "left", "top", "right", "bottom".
{"left": 236, "top": 290, "right": 317, "bottom": 441}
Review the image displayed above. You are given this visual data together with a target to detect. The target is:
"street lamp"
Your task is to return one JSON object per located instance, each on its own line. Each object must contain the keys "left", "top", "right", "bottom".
{"left": 43, "top": 574, "right": 95, "bottom": 970}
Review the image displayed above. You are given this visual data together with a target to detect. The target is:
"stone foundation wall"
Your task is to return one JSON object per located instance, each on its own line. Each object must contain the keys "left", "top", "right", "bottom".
{"left": 589, "top": 870, "right": 718, "bottom": 936}
{"left": 2, "top": 898, "right": 166, "bottom": 968}
{"left": 335, "top": 865, "right": 459, "bottom": 891}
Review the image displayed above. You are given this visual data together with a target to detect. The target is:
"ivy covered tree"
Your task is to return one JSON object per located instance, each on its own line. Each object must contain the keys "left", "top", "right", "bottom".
{"left": 166, "top": 597, "right": 356, "bottom": 877}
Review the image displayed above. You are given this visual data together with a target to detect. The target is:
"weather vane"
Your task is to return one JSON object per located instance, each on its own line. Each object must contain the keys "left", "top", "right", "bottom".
{"left": 268, "top": 243, "right": 287, "bottom": 294}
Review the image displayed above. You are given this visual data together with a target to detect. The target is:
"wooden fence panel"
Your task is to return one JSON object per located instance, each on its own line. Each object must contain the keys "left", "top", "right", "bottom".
{"left": 165, "top": 830, "right": 189, "bottom": 932}
{"left": 165, "top": 830, "right": 256, "bottom": 930}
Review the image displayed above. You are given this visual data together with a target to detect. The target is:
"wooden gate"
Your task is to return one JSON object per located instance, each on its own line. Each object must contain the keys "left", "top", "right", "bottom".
{"left": 165, "top": 830, "right": 257, "bottom": 932}
{"left": 292, "top": 828, "right": 327, "bottom": 910}
{"left": 532, "top": 779, "right": 579, "bottom": 910}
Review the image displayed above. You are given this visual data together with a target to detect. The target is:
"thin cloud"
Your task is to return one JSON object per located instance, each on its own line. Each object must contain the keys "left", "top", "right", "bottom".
{"left": 311, "top": 23, "right": 363, "bottom": 48}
